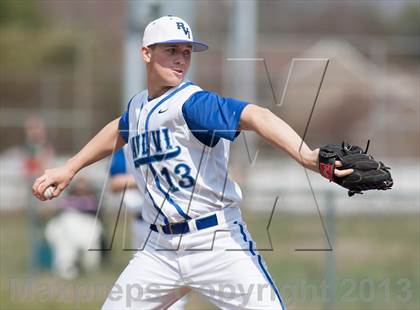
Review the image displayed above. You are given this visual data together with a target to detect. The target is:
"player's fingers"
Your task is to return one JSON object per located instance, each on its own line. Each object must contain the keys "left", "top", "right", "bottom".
{"left": 35, "top": 185, "right": 46, "bottom": 200}
{"left": 32, "top": 175, "right": 46, "bottom": 195}
{"left": 37, "top": 180, "right": 55, "bottom": 200}
{"left": 52, "top": 186, "right": 61, "bottom": 198}
{"left": 32, "top": 182, "right": 39, "bottom": 196}
{"left": 334, "top": 168, "right": 353, "bottom": 177}
{"left": 34, "top": 188, "right": 46, "bottom": 201}
{"left": 33, "top": 184, "right": 46, "bottom": 200}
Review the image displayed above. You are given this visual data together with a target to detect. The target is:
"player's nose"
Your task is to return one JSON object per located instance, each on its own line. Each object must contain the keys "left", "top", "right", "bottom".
{"left": 174, "top": 53, "right": 189, "bottom": 66}
{"left": 174, "top": 56, "right": 186, "bottom": 66}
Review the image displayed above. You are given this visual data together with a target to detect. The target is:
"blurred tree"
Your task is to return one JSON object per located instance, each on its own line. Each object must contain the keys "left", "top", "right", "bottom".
{"left": 0, "top": 1, "right": 120, "bottom": 154}
{"left": 0, "top": 28, "right": 78, "bottom": 68}
{"left": 398, "top": 3, "right": 420, "bottom": 35}
{"left": 0, "top": 0, "right": 43, "bottom": 29}
{"left": 0, "top": 0, "right": 78, "bottom": 68}
{"left": 42, "top": 40, "right": 77, "bottom": 67}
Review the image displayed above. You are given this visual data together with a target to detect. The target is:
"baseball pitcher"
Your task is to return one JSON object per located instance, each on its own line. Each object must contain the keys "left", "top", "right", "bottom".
{"left": 32, "top": 16, "right": 392, "bottom": 309}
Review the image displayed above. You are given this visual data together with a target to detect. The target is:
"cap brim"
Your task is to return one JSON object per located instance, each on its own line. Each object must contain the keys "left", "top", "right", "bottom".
{"left": 151, "top": 39, "right": 208, "bottom": 52}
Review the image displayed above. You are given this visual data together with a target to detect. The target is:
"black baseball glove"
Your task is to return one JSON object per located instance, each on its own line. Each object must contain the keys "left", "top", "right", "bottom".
{"left": 318, "top": 141, "right": 393, "bottom": 196}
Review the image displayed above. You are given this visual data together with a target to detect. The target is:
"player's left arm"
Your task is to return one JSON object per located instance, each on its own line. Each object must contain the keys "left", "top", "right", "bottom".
{"left": 238, "top": 104, "right": 351, "bottom": 176}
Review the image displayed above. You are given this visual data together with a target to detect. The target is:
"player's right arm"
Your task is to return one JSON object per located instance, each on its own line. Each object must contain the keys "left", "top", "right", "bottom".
{"left": 33, "top": 117, "right": 126, "bottom": 201}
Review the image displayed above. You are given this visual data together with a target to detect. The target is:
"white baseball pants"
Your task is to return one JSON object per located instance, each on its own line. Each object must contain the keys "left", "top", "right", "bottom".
{"left": 131, "top": 216, "right": 188, "bottom": 309}
{"left": 102, "top": 208, "right": 285, "bottom": 309}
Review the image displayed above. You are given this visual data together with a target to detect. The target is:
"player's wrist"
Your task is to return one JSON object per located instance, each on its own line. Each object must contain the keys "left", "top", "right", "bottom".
{"left": 301, "top": 148, "right": 319, "bottom": 172}
{"left": 64, "top": 158, "right": 80, "bottom": 176}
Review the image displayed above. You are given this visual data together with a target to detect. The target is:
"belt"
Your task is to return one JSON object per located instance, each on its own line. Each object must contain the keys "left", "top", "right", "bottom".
{"left": 150, "top": 213, "right": 218, "bottom": 235}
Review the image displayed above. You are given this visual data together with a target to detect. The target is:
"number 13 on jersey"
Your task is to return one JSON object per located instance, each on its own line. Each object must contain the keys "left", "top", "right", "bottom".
{"left": 160, "top": 163, "right": 195, "bottom": 192}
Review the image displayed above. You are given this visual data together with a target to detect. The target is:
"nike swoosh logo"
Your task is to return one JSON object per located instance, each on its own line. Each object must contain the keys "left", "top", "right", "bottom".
{"left": 158, "top": 108, "right": 168, "bottom": 114}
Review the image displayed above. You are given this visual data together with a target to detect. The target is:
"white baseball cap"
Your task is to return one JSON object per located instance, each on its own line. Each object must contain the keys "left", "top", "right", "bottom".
{"left": 142, "top": 15, "right": 208, "bottom": 52}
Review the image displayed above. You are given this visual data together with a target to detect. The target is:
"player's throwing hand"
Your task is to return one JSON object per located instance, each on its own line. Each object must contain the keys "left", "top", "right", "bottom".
{"left": 32, "top": 165, "right": 75, "bottom": 201}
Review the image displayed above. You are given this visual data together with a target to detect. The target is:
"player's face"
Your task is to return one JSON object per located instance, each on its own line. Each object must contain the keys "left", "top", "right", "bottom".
{"left": 144, "top": 44, "right": 192, "bottom": 87}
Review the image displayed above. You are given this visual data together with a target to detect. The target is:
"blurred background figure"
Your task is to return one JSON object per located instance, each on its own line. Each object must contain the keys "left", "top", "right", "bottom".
{"left": 21, "top": 116, "right": 55, "bottom": 272}
{"left": 22, "top": 116, "right": 54, "bottom": 179}
{"left": 45, "top": 178, "right": 103, "bottom": 279}
{"left": 109, "top": 147, "right": 146, "bottom": 249}
{"left": 108, "top": 147, "right": 189, "bottom": 309}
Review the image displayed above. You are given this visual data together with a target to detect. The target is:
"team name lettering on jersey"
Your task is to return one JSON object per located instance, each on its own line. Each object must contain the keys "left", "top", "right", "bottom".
{"left": 130, "top": 127, "right": 180, "bottom": 167}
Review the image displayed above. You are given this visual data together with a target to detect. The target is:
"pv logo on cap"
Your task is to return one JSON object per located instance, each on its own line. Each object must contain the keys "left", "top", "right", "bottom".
{"left": 176, "top": 22, "right": 190, "bottom": 39}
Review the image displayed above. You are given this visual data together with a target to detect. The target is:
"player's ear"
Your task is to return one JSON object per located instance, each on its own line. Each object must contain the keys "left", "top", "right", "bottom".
{"left": 141, "top": 46, "right": 152, "bottom": 63}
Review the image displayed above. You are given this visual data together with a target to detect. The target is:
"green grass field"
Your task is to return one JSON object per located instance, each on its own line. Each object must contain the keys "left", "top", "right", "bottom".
{"left": 1, "top": 210, "right": 418, "bottom": 310}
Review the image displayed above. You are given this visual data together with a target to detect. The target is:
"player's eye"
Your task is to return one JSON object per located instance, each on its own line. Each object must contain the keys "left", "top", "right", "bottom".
{"left": 167, "top": 48, "right": 176, "bottom": 55}
{"left": 183, "top": 50, "right": 191, "bottom": 57}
